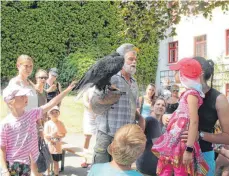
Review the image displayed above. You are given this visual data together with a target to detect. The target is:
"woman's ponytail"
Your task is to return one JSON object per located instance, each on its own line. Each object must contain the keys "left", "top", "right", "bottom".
{"left": 207, "top": 60, "right": 215, "bottom": 88}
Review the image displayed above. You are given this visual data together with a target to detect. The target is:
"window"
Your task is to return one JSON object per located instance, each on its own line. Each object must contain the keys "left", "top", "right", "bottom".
{"left": 226, "top": 30, "right": 229, "bottom": 55}
{"left": 160, "top": 70, "right": 175, "bottom": 86}
{"left": 168, "top": 41, "right": 178, "bottom": 63}
{"left": 194, "top": 35, "right": 207, "bottom": 57}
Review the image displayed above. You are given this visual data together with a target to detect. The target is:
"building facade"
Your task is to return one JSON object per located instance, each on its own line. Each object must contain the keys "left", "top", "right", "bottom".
{"left": 156, "top": 7, "right": 229, "bottom": 97}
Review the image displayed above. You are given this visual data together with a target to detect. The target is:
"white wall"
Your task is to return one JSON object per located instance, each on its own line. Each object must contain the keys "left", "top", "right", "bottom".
{"left": 156, "top": 7, "right": 229, "bottom": 93}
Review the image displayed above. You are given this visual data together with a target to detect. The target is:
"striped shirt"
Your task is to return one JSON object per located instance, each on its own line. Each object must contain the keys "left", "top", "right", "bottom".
{"left": 0, "top": 108, "right": 42, "bottom": 165}
{"left": 96, "top": 72, "right": 138, "bottom": 136}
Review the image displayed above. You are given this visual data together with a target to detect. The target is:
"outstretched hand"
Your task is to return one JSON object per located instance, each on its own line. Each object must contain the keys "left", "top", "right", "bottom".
{"left": 66, "top": 81, "right": 77, "bottom": 91}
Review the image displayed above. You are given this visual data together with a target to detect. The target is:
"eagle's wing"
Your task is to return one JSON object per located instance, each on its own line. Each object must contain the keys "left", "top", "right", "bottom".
{"left": 73, "top": 53, "right": 124, "bottom": 99}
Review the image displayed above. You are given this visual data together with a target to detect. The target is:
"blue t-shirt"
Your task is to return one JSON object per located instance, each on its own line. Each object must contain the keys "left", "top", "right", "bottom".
{"left": 88, "top": 163, "right": 143, "bottom": 176}
{"left": 141, "top": 103, "right": 151, "bottom": 118}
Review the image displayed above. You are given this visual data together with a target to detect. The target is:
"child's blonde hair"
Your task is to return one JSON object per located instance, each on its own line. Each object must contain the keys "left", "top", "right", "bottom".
{"left": 16, "top": 54, "right": 33, "bottom": 65}
{"left": 109, "top": 124, "right": 146, "bottom": 166}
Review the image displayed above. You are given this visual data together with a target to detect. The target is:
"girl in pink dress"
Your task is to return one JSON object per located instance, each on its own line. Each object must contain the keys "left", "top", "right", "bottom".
{"left": 152, "top": 58, "right": 209, "bottom": 176}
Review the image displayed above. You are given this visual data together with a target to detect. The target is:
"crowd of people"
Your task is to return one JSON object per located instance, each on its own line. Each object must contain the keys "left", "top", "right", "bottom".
{"left": 0, "top": 43, "right": 229, "bottom": 176}
{"left": 0, "top": 54, "right": 69, "bottom": 176}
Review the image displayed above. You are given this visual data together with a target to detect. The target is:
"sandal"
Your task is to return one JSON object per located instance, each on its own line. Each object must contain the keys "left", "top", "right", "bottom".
{"left": 81, "top": 162, "right": 89, "bottom": 168}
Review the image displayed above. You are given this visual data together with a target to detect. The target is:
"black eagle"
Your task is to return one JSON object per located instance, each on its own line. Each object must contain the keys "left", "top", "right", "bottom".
{"left": 73, "top": 52, "right": 124, "bottom": 94}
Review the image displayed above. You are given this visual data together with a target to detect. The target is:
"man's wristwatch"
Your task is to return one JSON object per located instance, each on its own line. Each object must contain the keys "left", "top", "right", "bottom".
{"left": 199, "top": 131, "right": 205, "bottom": 140}
{"left": 186, "top": 146, "right": 194, "bottom": 153}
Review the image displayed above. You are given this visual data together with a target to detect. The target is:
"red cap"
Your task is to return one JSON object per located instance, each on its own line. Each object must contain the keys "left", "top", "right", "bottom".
{"left": 169, "top": 58, "right": 202, "bottom": 78}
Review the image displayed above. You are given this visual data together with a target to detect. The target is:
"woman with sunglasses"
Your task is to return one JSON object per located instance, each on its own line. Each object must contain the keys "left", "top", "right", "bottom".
{"left": 162, "top": 84, "right": 180, "bottom": 129}
{"left": 166, "top": 84, "right": 179, "bottom": 114}
{"left": 35, "top": 69, "right": 49, "bottom": 123}
{"left": 45, "top": 68, "right": 62, "bottom": 106}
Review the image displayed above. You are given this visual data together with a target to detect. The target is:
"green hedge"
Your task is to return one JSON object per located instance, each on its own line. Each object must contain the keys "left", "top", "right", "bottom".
{"left": 59, "top": 52, "right": 96, "bottom": 88}
{"left": 1, "top": 1, "right": 159, "bottom": 88}
{"left": 1, "top": 1, "right": 122, "bottom": 81}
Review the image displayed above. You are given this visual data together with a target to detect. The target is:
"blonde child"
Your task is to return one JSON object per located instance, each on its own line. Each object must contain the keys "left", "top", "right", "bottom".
{"left": 152, "top": 58, "right": 209, "bottom": 175}
{"left": 0, "top": 82, "right": 75, "bottom": 176}
{"left": 88, "top": 124, "right": 146, "bottom": 176}
{"left": 44, "top": 106, "right": 67, "bottom": 176}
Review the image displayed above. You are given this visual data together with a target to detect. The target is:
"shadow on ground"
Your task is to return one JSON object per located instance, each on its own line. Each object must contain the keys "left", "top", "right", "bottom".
{"left": 60, "top": 166, "right": 90, "bottom": 176}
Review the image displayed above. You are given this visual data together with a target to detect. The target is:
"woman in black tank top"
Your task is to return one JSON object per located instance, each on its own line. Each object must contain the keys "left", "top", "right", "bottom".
{"left": 165, "top": 84, "right": 179, "bottom": 114}
{"left": 181, "top": 57, "right": 229, "bottom": 176}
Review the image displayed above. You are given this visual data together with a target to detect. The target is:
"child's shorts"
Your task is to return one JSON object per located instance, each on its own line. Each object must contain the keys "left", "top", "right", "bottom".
{"left": 7, "top": 161, "right": 30, "bottom": 176}
{"left": 52, "top": 154, "right": 62, "bottom": 162}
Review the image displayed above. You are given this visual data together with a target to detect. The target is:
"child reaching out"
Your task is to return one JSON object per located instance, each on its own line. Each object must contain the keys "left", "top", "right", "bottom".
{"left": 0, "top": 82, "right": 75, "bottom": 176}
{"left": 44, "top": 106, "right": 67, "bottom": 176}
{"left": 152, "top": 58, "right": 209, "bottom": 176}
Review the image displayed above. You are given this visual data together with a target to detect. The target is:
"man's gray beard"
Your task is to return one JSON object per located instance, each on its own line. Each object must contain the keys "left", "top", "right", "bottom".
{"left": 123, "top": 63, "right": 136, "bottom": 75}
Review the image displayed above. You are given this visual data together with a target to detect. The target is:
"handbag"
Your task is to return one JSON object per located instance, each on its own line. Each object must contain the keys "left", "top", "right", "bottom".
{"left": 36, "top": 138, "right": 52, "bottom": 173}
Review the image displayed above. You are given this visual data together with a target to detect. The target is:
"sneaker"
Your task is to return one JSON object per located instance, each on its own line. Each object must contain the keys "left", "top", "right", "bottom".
{"left": 81, "top": 162, "right": 89, "bottom": 168}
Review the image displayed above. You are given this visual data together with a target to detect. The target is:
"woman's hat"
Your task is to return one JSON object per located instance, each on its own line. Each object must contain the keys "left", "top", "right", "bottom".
{"left": 169, "top": 58, "right": 202, "bottom": 79}
{"left": 49, "top": 68, "right": 58, "bottom": 77}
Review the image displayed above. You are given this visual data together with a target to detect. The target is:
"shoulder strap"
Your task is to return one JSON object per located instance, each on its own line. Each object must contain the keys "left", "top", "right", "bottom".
{"left": 56, "top": 82, "right": 61, "bottom": 93}
{"left": 139, "top": 97, "right": 144, "bottom": 114}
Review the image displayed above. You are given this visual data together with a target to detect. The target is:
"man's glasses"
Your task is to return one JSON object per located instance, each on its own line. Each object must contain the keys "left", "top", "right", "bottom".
{"left": 38, "top": 76, "right": 48, "bottom": 80}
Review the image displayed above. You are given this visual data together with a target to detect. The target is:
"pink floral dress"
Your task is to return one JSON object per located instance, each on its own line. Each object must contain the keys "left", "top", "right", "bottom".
{"left": 152, "top": 89, "right": 209, "bottom": 176}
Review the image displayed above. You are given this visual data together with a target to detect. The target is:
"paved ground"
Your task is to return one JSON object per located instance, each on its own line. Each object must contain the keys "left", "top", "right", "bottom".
{"left": 59, "top": 133, "right": 96, "bottom": 176}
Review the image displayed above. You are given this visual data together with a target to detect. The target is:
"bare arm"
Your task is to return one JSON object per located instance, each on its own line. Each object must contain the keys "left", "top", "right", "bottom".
{"left": 201, "top": 94, "right": 229, "bottom": 145}
{"left": 182, "top": 95, "right": 199, "bottom": 165}
{"left": 45, "top": 84, "right": 56, "bottom": 93}
{"left": 41, "top": 82, "right": 76, "bottom": 114}
{"left": 186, "top": 95, "right": 199, "bottom": 147}
{"left": 136, "top": 110, "right": 145, "bottom": 131}
{"left": 58, "top": 82, "right": 62, "bottom": 93}
{"left": 57, "top": 133, "right": 66, "bottom": 138}
{"left": 218, "top": 147, "right": 229, "bottom": 159}
{"left": 0, "top": 146, "right": 10, "bottom": 175}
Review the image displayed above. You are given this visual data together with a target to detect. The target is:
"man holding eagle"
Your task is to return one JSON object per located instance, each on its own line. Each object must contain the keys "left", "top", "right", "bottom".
{"left": 82, "top": 43, "right": 145, "bottom": 164}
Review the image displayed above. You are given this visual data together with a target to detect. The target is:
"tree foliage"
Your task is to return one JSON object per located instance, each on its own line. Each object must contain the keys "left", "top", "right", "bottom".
{"left": 2, "top": 1, "right": 228, "bottom": 89}
{"left": 118, "top": 1, "right": 229, "bottom": 90}
{"left": 59, "top": 52, "right": 96, "bottom": 88}
{"left": 119, "top": 1, "right": 229, "bottom": 40}
{"left": 214, "top": 56, "right": 229, "bottom": 92}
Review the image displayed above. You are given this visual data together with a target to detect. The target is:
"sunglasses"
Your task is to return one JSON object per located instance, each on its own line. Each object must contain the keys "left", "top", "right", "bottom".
{"left": 38, "top": 76, "right": 48, "bottom": 80}
{"left": 173, "top": 89, "right": 179, "bottom": 92}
